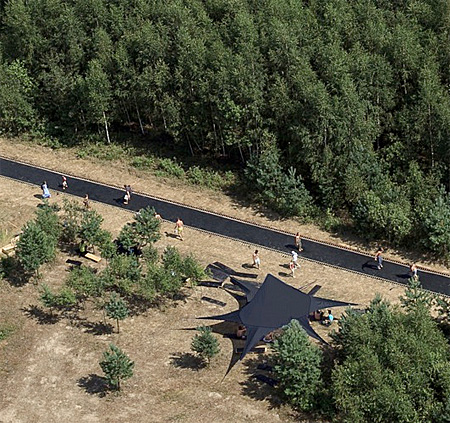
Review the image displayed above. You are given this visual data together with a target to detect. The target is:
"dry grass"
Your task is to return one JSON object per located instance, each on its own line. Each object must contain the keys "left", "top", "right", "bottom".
{"left": 0, "top": 176, "right": 408, "bottom": 423}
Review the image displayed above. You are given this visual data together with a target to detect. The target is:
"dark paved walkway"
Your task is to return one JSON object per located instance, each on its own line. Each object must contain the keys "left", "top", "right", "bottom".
{"left": 1, "top": 157, "right": 449, "bottom": 296}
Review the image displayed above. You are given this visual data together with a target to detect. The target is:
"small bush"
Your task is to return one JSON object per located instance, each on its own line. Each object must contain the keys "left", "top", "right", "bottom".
{"left": 100, "top": 343, "right": 134, "bottom": 391}
{"left": 191, "top": 326, "right": 220, "bottom": 366}
{"left": 0, "top": 325, "right": 14, "bottom": 341}
{"left": 157, "top": 158, "right": 185, "bottom": 178}
{"left": 131, "top": 156, "right": 155, "bottom": 170}
{"left": 76, "top": 142, "right": 127, "bottom": 161}
{"left": 186, "top": 166, "right": 232, "bottom": 190}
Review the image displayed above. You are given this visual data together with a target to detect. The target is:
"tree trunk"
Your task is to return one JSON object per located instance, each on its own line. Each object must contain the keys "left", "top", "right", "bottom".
{"left": 103, "top": 111, "right": 111, "bottom": 144}
{"left": 134, "top": 97, "right": 145, "bottom": 135}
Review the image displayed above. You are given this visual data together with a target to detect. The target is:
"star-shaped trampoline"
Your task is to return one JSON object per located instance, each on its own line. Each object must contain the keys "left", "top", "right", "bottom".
{"left": 201, "top": 274, "right": 356, "bottom": 364}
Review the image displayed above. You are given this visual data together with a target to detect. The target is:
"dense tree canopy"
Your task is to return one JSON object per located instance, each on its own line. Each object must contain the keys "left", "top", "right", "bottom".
{"left": 2, "top": 0, "right": 450, "bottom": 251}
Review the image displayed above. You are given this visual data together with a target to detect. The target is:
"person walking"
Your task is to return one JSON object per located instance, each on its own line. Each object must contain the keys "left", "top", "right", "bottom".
{"left": 295, "top": 232, "right": 303, "bottom": 252}
{"left": 125, "top": 184, "right": 132, "bottom": 201}
{"left": 291, "top": 251, "right": 300, "bottom": 268}
{"left": 174, "top": 218, "right": 184, "bottom": 240}
{"left": 252, "top": 250, "right": 260, "bottom": 269}
{"left": 123, "top": 190, "right": 130, "bottom": 205}
{"left": 83, "top": 194, "right": 90, "bottom": 210}
{"left": 62, "top": 176, "right": 68, "bottom": 191}
{"left": 375, "top": 247, "right": 383, "bottom": 270}
{"left": 289, "top": 260, "right": 296, "bottom": 278}
{"left": 410, "top": 263, "right": 418, "bottom": 280}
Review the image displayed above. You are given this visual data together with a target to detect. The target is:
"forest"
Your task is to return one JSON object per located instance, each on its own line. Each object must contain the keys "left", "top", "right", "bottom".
{"left": 2, "top": 0, "right": 450, "bottom": 256}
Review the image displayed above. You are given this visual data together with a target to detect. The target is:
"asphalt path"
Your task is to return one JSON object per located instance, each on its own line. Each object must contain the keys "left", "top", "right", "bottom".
{"left": 1, "top": 156, "right": 450, "bottom": 296}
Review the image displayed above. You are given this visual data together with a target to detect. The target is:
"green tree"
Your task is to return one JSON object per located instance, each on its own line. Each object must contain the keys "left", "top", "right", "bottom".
{"left": 16, "top": 220, "right": 55, "bottom": 277}
{"left": 66, "top": 265, "right": 101, "bottom": 301}
{"left": 104, "top": 293, "right": 129, "bottom": 333}
{"left": 101, "top": 254, "right": 141, "bottom": 295}
{"left": 79, "top": 209, "right": 105, "bottom": 251}
{"left": 331, "top": 296, "right": 450, "bottom": 423}
{"left": 99, "top": 343, "right": 134, "bottom": 391}
{"left": 272, "top": 319, "right": 323, "bottom": 412}
{"left": 60, "top": 198, "right": 83, "bottom": 245}
{"left": 400, "top": 277, "right": 433, "bottom": 313}
{"left": 0, "top": 57, "right": 36, "bottom": 134}
{"left": 35, "top": 200, "right": 61, "bottom": 244}
{"left": 191, "top": 326, "right": 220, "bottom": 366}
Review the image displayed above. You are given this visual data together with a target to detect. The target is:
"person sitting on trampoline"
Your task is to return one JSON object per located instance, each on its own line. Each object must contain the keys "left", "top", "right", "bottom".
{"left": 322, "top": 310, "right": 334, "bottom": 326}
{"left": 236, "top": 325, "right": 247, "bottom": 340}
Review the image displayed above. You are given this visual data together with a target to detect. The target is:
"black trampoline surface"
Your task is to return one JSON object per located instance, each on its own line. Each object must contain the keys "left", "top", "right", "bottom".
{"left": 1, "top": 156, "right": 450, "bottom": 296}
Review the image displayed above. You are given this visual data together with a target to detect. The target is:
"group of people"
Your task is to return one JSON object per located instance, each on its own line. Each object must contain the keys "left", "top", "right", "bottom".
{"left": 310, "top": 309, "right": 334, "bottom": 326}
{"left": 375, "top": 247, "right": 419, "bottom": 279}
{"left": 252, "top": 233, "right": 303, "bottom": 277}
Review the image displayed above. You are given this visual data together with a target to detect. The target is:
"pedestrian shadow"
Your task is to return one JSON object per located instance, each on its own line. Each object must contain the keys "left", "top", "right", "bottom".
{"left": 242, "top": 263, "right": 256, "bottom": 270}
{"left": 113, "top": 197, "right": 126, "bottom": 205}
{"left": 33, "top": 194, "right": 43, "bottom": 199}
{"left": 278, "top": 272, "right": 290, "bottom": 277}
{"left": 362, "top": 261, "right": 378, "bottom": 271}
{"left": 284, "top": 244, "right": 298, "bottom": 251}
{"left": 396, "top": 273, "right": 411, "bottom": 280}
{"left": 279, "top": 263, "right": 290, "bottom": 269}
{"left": 164, "top": 231, "right": 179, "bottom": 239}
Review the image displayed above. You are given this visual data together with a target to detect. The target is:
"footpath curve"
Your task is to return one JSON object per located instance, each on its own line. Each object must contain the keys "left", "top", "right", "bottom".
{"left": 1, "top": 156, "right": 450, "bottom": 297}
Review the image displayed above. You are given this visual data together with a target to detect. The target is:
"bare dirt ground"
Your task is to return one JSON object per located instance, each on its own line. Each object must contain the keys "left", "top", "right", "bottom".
{"left": 0, "top": 177, "right": 407, "bottom": 423}
{"left": 0, "top": 137, "right": 448, "bottom": 275}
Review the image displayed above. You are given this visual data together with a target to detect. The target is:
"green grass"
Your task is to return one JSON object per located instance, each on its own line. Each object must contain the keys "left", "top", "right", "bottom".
{"left": 0, "top": 325, "right": 14, "bottom": 341}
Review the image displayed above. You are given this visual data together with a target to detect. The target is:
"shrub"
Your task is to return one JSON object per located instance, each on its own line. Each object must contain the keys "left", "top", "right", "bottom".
{"left": 191, "top": 326, "right": 220, "bottom": 366}
{"left": 101, "top": 254, "right": 141, "bottom": 294}
{"left": 131, "top": 155, "right": 155, "bottom": 170}
{"left": 157, "top": 157, "right": 185, "bottom": 178}
{"left": 76, "top": 142, "right": 127, "bottom": 161}
{"left": 66, "top": 265, "right": 101, "bottom": 300}
{"left": 100, "top": 344, "right": 134, "bottom": 391}
{"left": 352, "top": 190, "right": 412, "bottom": 244}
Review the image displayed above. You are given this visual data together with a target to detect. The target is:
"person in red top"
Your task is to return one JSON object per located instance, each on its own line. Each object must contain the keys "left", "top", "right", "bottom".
{"left": 375, "top": 247, "right": 383, "bottom": 270}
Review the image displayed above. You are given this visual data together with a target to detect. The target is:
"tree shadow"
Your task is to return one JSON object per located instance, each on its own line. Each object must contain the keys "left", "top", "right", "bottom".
{"left": 22, "top": 305, "right": 60, "bottom": 324}
{"left": 170, "top": 352, "right": 205, "bottom": 370}
{"left": 80, "top": 320, "right": 114, "bottom": 335}
{"left": 1, "top": 257, "right": 31, "bottom": 287}
{"left": 239, "top": 356, "right": 282, "bottom": 408}
{"left": 77, "top": 374, "right": 108, "bottom": 397}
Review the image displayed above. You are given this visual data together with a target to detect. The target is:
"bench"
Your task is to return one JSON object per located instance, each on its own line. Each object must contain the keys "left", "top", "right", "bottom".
{"left": 84, "top": 253, "right": 102, "bottom": 263}
{"left": 2, "top": 244, "right": 15, "bottom": 255}
{"left": 234, "top": 345, "right": 268, "bottom": 354}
